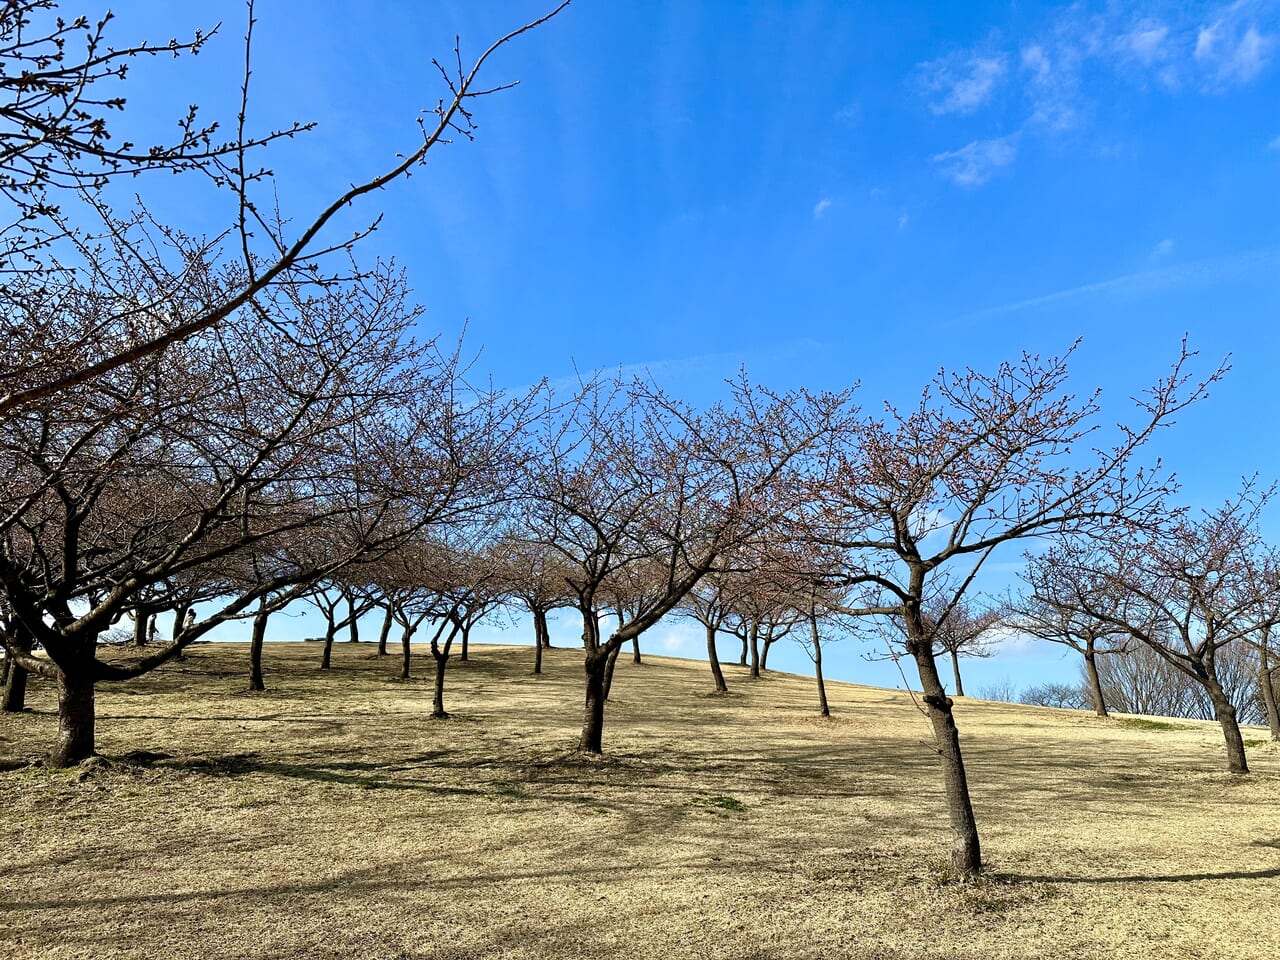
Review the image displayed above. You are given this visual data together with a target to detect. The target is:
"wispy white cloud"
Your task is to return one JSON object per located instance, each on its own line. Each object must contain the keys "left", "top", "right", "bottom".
{"left": 813, "top": 197, "right": 834, "bottom": 220}
{"left": 1021, "top": 44, "right": 1052, "bottom": 83}
{"left": 1020, "top": 41, "right": 1080, "bottom": 131}
{"left": 1120, "top": 19, "right": 1171, "bottom": 66}
{"left": 535, "top": 338, "right": 829, "bottom": 396}
{"left": 919, "top": 2, "right": 1278, "bottom": 187}
{"left": 650, "top": 621, "right": 702, "bottom": 655}
{"left": 1269, "top": 134, "right": 1280, "bottom": 150}
{"left": 834, "top": 101, "right": 862, "bottom": 126}
{"left": 919, "top": 51, "right": 1008, "bottom": 115}
{"left": 953, "top": 247, "right": 1280, "bottom": 324}
{"left": 1196, "top": 18, "right": 1273, "bottom": 86}
{"left": 1148, "top": 237, "right": 1175, "bottom": 262}
{"left": 932, "top": 136, "right": 1017, "bottom": 187}
{"left": 897, "top": 213, "right": 910, "bottom": 232}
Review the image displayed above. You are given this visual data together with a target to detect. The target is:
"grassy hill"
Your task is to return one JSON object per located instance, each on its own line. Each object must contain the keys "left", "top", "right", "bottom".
{"left": 2, "top": 642, "right": 1278, "bottom": 959}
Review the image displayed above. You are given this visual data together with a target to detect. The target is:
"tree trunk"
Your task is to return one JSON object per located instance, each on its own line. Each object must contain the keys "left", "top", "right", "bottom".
{"left": 749, "top": 623, "right": 761, "bottom": 679}
{"left": 377, "top": 605, "right": 394, "bottom": 656}
{"left": 1259, "top": 644, "right": 1279, "bottom": 741}
{"left": 400, "top": 628, "right": 413, "bottom": 680}
{"left": 50, "top": 669, "right": 95, "bottom": 767}
{"left": 171, "top": 601, "right": 190, "bottom": 660}
{"left": 580, "top": 647, "right": 610, "bottom": 753}
{"left": 2, "top": 660, "right": 29, "bottom": 713}
{"left": 248, "top": 601, "right": 269, "bottom": 692}
{"left": 812, "top": 612, "right": 830, "bottom": 717}
{"left": 460, "top": 625, "right": 469, "bottom": 663}
{"left": 2, "top": 621, "right": 32, "bottom": 713}
{"left": 1083, "top": 647, "right": 1109, "bottom": 719}
{"left": 602, "top": 642, "right": 623, "bottom": 700}
{"left": 321, "top": 621, "right": 336, "bottom": 670}
{"left": 738, "top": 633, "right": 748, "bottom": 667}
{"left": 1203, "top": 667, "right": 1249, "bottom": 774}
{"left": 707, "top": 624, "right": 728, "bottom": 693}
{"left": 347, "top": 599, "right": 360, "bottom": 643}
{"left": 761, "top": 635, "right": 775, "bottom": 671}
{"left": 533, "top": 607, "right": 547, "bottom": 675}
{"left": 431, "top": 650, "right": 450, "bottom": 718}
{"left": 631, "top": 635, "right": 642, "bottom": 664}
{"left": 133, "top": 607, "right": 152, "bottom": 647}
{"left": 951, "top": 651, "right": 965, "bottom": 698}
{"left": 172, "top": 602, "right": 190, "bottom": 640}
{"left": 911, "top": 641, "right": 982, "bottom": 880}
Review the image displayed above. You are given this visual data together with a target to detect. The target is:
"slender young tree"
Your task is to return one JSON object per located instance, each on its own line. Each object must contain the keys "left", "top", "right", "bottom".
{"left": 920, "top": 596, "right": 1001, "bottom": 698}
{"left": 1013, "top": 542, "right": 1134, "bottom": 718}
{"left": 814, "top": 342, "right": 1219, "bottom": 879}
{"left": 1250, "top": 626, "right": 1280, "bottom": 740}
{"left": 683, "top": 572, "right": 741, "bottom": 694}
{"left": 495, "top": 539, "right": 574, "bottom": 676}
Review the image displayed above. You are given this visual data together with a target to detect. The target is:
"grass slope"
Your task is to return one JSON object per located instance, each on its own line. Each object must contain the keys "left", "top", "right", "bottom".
{"left": 2, "top": 642, "right": 1278, "bottom": 960}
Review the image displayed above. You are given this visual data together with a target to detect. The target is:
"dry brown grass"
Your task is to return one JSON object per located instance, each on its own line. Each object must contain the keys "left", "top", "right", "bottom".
{"left": 2, "top": 641, "right": 1278, "bottom": 960}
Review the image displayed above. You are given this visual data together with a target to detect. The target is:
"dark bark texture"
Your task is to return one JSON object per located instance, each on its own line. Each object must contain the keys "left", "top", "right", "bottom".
{"left": 909, "top": 613, "right": 982, "bottom": 880}
{"left": 2, "top": 660, "right": 29, "bottom": 713}
{"left": 248, "top": 604, "right": 269, "bottom": 692}
{"left": 707, "top": 625, "right": 728, "bottom": 693}
{"left": 580, "top": 648, "right": 610, "bottom": 753}
{"left": 1083, "top": 648, "right": 1109, "bottom": 719}
{"left": 50, "top": 670, "right": 96, "bottom": 767}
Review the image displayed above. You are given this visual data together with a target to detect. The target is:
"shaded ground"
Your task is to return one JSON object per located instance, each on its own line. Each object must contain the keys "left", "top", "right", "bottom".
{"left": 2, "top": 641, "right": 1278, "bottom": 959}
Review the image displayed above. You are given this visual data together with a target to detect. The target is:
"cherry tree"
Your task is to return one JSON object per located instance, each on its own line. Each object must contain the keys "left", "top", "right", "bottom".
{"left": 814, "top": 342, "right": 1220, "bottom": 879}
{"left": 523, "top": 376, "right": 852, "bottom": 753}
{"left": 1013, "top": 541, "right": 1134, "bottom": 718}
{"left": 0, "top": 270, "right": 526, "bottom": 764}
{"left": 494, "top": 538, "right": 575, "bottom": 675}
{"left": 0, "top": 0, "right": 569, "bottom": 418}
{"left": 0, "top": 1, "right": 563, "bottom": 764}
{"left": 1035, "top": 486, "right": 1280, "bottom": 772}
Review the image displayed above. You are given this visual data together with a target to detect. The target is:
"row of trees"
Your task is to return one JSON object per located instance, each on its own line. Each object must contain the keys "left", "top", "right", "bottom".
{"left": 1, "top": 1, "right": 1274, "bottom": 887}
{"left": 1019, "top": 640, "right": 1276, "bottom": 731}
{"left": 0, "top": 0, "right": 564, "bottom": 764}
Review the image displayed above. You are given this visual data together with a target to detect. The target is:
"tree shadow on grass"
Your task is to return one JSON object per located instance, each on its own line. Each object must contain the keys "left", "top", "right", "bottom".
{"left": 0, "top": 851, "right": 745, "bottom": 914}
{"left": 999, "top": 866, "right": 1280, "bottom": 884}
{"left": 146, "top": 750, "right": 494, "bottom": 795}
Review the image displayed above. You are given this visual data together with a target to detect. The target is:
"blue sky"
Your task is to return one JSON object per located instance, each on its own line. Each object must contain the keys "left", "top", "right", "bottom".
{"left": 116, "top": 1, "right": 1280, "bottom": 696}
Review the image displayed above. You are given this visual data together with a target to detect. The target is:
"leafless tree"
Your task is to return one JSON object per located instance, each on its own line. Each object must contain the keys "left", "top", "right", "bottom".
{"left": 306, "top": 579, "right": 378, "bottom": 671}
{"left": 0, "top": 1, "right": 564, "bottom": 764}
{"left": 725, "top": 562, "right": 804, "bottom": 681}
{"left": 1013, "top": 541, "right": 1133, "bottom": 718}
{"left": 523, "top": 375, "right": 852, "bottom": 753}
{"left": 813, "top": 342, "right": 1220, "bottom": 879}
{"left": 0, "top": 268, "right": 528, "bottom": 765}
{"left": 920, "top": 595, "right": 1001, "bottom": 698}
{"left": 1019, "top": 682, "right": 1090, "bottom": 710}
{"left": 1037, "top": 484, "right": 1279, "bottom": 773}
{"left": 0, "top": 0, "right": 570, "bottom": 418}
{"left": 493, "top": 538, "right": 575, "bottom": 676}
{"left": 683, "top": 569, "right": 742, "bottom": 695}
{"left": 1249, "top": 625, "right": 1280, "bottom": 740}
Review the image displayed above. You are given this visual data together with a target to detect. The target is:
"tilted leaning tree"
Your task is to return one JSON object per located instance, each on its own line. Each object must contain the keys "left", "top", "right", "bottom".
{"left": 811, "top": 341, "right": 1221, "bottom": 880}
